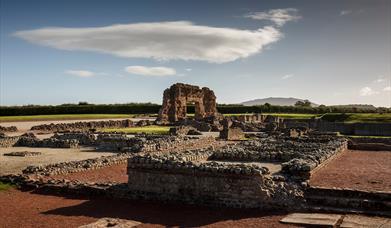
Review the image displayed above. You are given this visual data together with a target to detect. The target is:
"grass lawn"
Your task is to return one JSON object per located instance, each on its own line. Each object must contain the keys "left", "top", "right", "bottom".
{"left": 266, "top": 113, "right": 320, "bottom": 119}
{"left": 0, "top": 114, "right": 136, "bottom": 122}
{"left": 103, "top": 125, "right": 171, "bottom": 135}
{"left": 321, "top": 113, "right": 391, "bottom": 123}
{"left": 0, "top": 182, "right": 14, "bottom": 191}
{"left": 341, "top": 134, "right": 391, "bottom": 139}
{"left": 187, "top": 113, "right": 319, "bottom": 119}
{"left": 1, "top": 112, "right": 389, "bottom": 123}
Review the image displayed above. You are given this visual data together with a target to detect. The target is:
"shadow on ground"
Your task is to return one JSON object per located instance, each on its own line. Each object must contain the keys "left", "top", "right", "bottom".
{"left": 40, "top": 193, "right": 289, "bottom": 227}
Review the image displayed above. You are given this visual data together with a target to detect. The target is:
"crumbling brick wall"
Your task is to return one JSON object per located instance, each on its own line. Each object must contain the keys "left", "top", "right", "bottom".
{"left": 157, "top": 83, "right": 219, "bottom": 123}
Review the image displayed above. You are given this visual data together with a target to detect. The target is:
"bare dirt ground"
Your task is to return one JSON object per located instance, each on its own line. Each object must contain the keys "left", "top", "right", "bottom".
{"left": 0, "top": 147, "right": 115, "bottom": 175}
{"left": 50, "top": 161, "right": 282, "bottom": 184}
{"left": 47, "top": 140, "right": 233, "bottom": 183}
{"left": 310, "top": 150, "right": 391, "bottom": 192}
{"left": 0, "top": 189, "right": 299, "bottom": 228}
{"left": 49, "top": 163, "right": 128, "bottom": 183}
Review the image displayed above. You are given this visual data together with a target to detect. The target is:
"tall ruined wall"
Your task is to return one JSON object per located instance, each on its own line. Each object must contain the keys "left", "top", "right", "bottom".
{"left": 157, "top": 83, "right": 219, "bottom": 123}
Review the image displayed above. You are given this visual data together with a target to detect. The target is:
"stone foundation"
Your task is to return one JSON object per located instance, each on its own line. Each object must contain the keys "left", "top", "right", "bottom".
{"left": 30, "top": 119, "right": 136, "bottom": 132}
{"left": 0, "top": 136, "right": 20, "bottom": 147}
{"left": 0, "top": 125, "right": 18, "bottom": 133}
{"left": 219, "top": 127, "right": 244, "bottom": 140}
{"left": 97, "top": 135, "right": 215, "bottom": 153}
{"left": 127, "top": 154, "right": 302, "bottom": 209}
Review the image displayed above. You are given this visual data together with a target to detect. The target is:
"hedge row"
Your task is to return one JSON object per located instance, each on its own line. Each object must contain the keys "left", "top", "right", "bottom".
{"left": 0, "top": 104, "right": 161, "bottom": 116}
{"left": 0, "top": 103, "right": 387, "bottom": 116}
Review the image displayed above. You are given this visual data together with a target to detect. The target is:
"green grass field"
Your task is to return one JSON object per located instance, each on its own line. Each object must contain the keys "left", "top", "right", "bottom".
{"left": 266, "top": 113, "right": 320, "bottom": 119}
{"left": 0, "top": 112, "right": 389, "bottom": 123}
{"left": 103, "top": 125, "right": 171, "bottom": 135}
{"left": 320, "top": 113, "right": 391, "bottom": 123}
{"left": 0, "top": 114, "right": 135, "bottom": 122}
{"left": 187, "top": 113, "right": 319, "bottom": 119}
{"left": 0, "top": 182, "right": 14, "bottom": 191}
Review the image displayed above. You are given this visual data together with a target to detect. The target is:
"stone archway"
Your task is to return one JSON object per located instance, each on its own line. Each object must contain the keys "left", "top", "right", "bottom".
{"left": 157, "top": 83, "right": 219, "bottom": 123}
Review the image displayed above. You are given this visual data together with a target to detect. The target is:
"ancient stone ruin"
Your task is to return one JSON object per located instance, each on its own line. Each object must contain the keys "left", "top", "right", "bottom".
{"left": 157, "top": 83, "right": 219, "bottom": 123}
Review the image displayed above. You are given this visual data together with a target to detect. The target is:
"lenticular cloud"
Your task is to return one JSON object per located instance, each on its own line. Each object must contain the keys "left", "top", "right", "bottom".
{"left": 14, "top": 21, "right": 281, "bottom": 63}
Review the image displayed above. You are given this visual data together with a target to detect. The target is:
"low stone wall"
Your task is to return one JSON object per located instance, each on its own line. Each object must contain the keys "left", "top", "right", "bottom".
{"left": 348, "top": 137, "right": 391, "bottom": 151}
{"left": 219, "top": 127, "right": 244, "bottom": 140}
{"left": 281, "top": 140, "right": 347, "bottom": 179}
{"left": 210, "top": 136, "right": 348, "bottom": 180}
{"left": 0, "top": 125, "right": 18, "bottom": 133}
{"left": 305, "top": 186, "right": 391, "bottom": 215}
{"left": 0, "top": 132, "right": 80, "bottom": 148}
{"left": 349, "top": 137, "right": 391, "bottom": 144}
{"left": 52, "top": 132, "right": 97, "bottom": 145}
{"left": 30, "top": 119, "right": 136, "bottom": 132}
{"left": 16, "top": 136, "right": 79, "bottom": 148}
{"left": 22, "top": 153, "right": 134, "bottom": 176}
{"left": 0, "top": 136, "right": 20, "bottom": 147}
{"left": 169, "top": 126, "right": 202, "bottom": 136}
{"left": 127, "top": 154, "right": 303, "bottom": 209}
{"left": 97, "top": 135, "right": 215, "bottom": 153}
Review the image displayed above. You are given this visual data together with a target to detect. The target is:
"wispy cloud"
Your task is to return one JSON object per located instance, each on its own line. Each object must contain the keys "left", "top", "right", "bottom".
{"left": 340, "top": 10, "right": 352, "bottom": 16}
{"left": 185, "top": 68, "right": 192, "bottom": 72}
{"left": 384, "top": 86, "right": 391, "bottom": 92}
{"left": 125, "top": 66, "right": 176, "bottom": 77}
{"left": 281, "top": 74, "right": 294, "bottom": 80}
{"left": 359, "top": 87, "right": 379, "bottom": 96}
{"left": 340, "top": 9, "right": 364, "bottom": 16}
{"left": 374, "top": 76, "right": 386, "bottom": 83}
{"left": 66, "top": 70, "right": 95, "bottom": 77}
{"left": 244, "top": 8, "right": 301, "bottom": 27}
{"left": 14, "top": 21, "right": 282, "bottom": 63}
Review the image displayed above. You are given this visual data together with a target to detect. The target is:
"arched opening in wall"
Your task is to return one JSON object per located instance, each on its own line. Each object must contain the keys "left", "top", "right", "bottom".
{"left": 184, "top": 101, "right": 204, "bottom": 120}
{"left": 185, "top": 101, "right": 196, "bottom": 119}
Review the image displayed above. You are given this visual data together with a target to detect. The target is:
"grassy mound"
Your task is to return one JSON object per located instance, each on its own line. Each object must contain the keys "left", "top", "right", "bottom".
{"left": 0, "top": 182, "right": 14, "bottom": 191}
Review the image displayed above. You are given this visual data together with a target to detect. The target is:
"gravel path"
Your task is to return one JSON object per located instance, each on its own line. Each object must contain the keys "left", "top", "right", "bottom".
{"left": 0, "top": 189, "right": 298, "bottom": 228}
{"left": 310, "top": 150, "right": 391, "bottom": 192}
{"left": 0, "top": 147, "right": 115, "bottom": 175}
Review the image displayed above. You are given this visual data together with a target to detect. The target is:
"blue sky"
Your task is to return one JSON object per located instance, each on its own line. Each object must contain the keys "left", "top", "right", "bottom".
{"left": 1, "top": 0, "right": 390, "bottom": 107}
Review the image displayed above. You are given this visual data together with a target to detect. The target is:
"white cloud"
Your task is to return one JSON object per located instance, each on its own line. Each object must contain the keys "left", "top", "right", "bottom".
{"left": 359, "top": 87, "right": 379, "bottom": 96}
{"left": 14, "top": 21, "right": 282, "bottom": 63}
{"left": 244, "top": 8, "right": 301, "bottom": 26}
{"left": 374, "top": 76, "right": 386, "bottom": 83}
{"left": 282, "top": 74, "right": 294, "bottom": 79}
{"left": 66, "top": 70, "right": 95, "bottom": 77}
{"left": 340, "top": 10, "right": 352, "bottom": 16}
{"left": 185, "top": 68, "right": 192, "bottom": 72}
{"left": 340, "top": 9, "right": 364, "bottom": 16}
{"left": 384, "top": 86, "right": 391, "bottom": 91}
{"left": 125, "top": 66, "right": 176, "bottom": 77}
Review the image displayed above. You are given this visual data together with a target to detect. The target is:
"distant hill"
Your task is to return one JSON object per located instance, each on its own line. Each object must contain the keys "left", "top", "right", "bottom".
{"left": 241, "top": 97, "right": 318, "bottom": 107}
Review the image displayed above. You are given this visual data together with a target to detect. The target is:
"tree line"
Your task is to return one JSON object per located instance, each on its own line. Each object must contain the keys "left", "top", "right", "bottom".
{"left": 0, "top": 102, "right": 389, "bottom": 116}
